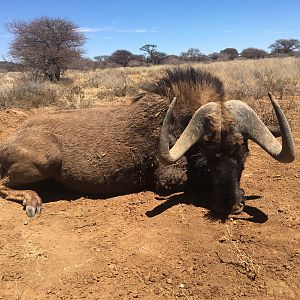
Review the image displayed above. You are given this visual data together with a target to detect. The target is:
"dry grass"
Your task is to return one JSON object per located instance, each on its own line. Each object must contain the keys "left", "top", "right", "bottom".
{"left": 244, "top": 97, "right": 300, "bottom": 127}
{"left": 0, "top": 57, "right": 299, "bottom": 112}
{"left": 200, "top": 57, "right": 300, "bottom": 100}
{"left": 57, "top": 84, "right": 95, "bottom": 109}
{"left": 217, "top": 224, "right": 260, "bottom": 280}
{"left": 0, "top": 76, "right": 95, "bottom": 109}
{"left": 0, "top": 78, "right": 59, "bottom": 109}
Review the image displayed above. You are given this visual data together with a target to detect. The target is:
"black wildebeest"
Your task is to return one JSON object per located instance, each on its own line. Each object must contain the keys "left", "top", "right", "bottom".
{"left": 0, "top": 67, "right": 295, "bottom": 216}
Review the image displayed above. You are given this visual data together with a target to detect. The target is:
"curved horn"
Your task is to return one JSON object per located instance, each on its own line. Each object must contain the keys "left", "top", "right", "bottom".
{"left": 160, "top": 97, "right": 219, "bottom": 163}
{"left": 225, "top": 93, "right": 295, "bottom": 163}
{"left": 267, "top": 125, "right": 281, "bottom": 138}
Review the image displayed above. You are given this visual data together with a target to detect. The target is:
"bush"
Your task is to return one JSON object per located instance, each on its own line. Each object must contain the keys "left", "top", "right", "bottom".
{"left": 83, "top": 69, "right": 139, "bottom": 100}
{"left": 0, "top": 79, "right": 58, "bottom": 109}
{"left": 58, "top": 84, "right": 94, "bottom": 109}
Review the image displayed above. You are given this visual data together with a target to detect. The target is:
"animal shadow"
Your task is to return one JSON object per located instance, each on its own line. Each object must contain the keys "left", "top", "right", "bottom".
{"left": 7, "top": 179, "right": 96, "bottom": 204}
{"left": 146, "top": 191, "right": 268, "bottom": 223}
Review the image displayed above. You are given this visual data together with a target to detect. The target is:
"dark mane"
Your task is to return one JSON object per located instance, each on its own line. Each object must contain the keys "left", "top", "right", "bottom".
{"left": 143, "top": 67, "right": 224, "bottom": 103}
{"left": 135, "top": 67, "right": 224, "bottom": 128}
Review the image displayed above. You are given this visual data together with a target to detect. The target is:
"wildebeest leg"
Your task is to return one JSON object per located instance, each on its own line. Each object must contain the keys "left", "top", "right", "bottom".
{"left": 0, "top": 135, "right": 62, "bottom": 216}
{"left": 0, "top": 179, "right": 42, "bottom": 217}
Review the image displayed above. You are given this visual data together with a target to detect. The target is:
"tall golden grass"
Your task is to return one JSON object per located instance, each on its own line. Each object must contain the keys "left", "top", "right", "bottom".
{"left": 0, "top": 57, "right": 299, "bottom": 116}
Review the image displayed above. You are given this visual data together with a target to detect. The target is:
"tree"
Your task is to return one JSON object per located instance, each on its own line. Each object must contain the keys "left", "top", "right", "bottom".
{"left": 180, "top": 48, "right": 204, "bottom": 62}
{"left": 70, "top": 57, "right": 96, "bottom": 71}
{"left": 7, "top": 17, "right": 86, "bottom": 81}
{"left": 269, "top": 39, "right": 300, "bottom": 54}
{"left": 219, "top": 48, "right": 239, "bottom": 60}
{"left": 139, "top": 44, "right": 166, "bottom": 65}
{"left": 151, "top": 51, "right": 167, "bottom": 65}
{"left": 94, "top": 55, "right": 110, "bottom": 63}
{"left": 127, "top": 54, "right": 146, "bottom": 67}
{"left": 208, "top": 52, "right": 220, "bottom": 61}
{"left": 140, "top": 44, "right": 157, "bottom": 56}
{"left": 110, "top": 50, "right": 133, "bottom": 67}
{"left": 94, "top": 55, "right": 110, "bottom": 68}
{"left": 240, "top": 48, "right": 268, "bottom": 59}
{"left": 159, "top": 55, "right": 183, "bottom": 65}
{"left": 139, "top": 44, "right": 157, "bottom": 64}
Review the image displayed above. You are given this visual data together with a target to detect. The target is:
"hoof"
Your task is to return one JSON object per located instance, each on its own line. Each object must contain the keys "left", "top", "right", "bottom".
{"left": 22, "top": 190, "right": 43, "bottom": 218}
{"left": 25, "top": 205, "right": 43, "bottom": 218}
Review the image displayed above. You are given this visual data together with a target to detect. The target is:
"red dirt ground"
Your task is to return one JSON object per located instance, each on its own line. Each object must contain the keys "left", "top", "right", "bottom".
{"left": 0, "top": 106, "right": 299, "bottom": 300}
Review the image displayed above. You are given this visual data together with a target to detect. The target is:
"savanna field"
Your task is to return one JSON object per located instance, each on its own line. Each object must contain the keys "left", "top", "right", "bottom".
{"left": 0, "top": 57, "right": 300, "bottom": 299}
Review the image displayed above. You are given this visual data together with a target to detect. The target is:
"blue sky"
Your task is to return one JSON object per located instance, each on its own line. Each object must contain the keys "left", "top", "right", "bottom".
{"left": 0, "top": 0, "right": 299, "bottom": 59}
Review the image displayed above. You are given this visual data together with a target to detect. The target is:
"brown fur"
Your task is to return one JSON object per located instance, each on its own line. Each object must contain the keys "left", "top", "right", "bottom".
{"left": 0, "top": 94, "right": 169, "bottom": 194}
{"left": 0, "top": 67, "right": 238, "bottom": 215}
{"left": 200, "top": 104, "right": 244, "bottom": 154}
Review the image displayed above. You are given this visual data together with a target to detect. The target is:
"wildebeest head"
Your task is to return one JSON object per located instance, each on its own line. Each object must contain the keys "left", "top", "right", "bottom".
{"left": 160, "top": 93, "right": 295, "bottom": 215}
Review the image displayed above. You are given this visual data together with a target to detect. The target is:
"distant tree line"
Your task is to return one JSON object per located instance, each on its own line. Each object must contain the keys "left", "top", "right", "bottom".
{"left": 90, "top": 40, "right": 299, "bottom": 69}
{"left": 2, "top": 16, "right": 300, "bottom": 80}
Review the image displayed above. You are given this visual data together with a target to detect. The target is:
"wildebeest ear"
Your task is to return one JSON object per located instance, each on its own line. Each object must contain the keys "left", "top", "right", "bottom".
{"left": 268, "top": 126, "right": 281, "bottom": 137}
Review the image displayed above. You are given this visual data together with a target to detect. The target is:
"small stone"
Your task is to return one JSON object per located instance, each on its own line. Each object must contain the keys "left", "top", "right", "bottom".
{"left": 219, "top": 236, "right": 227, "bottom": 243}
{"left": 283, "top": 264, "right": 292, "bottom": 270}
{"left": 153, "top": 287, "right": 161, "bottom": 295}
{"left": 187, "top": 266, "right": 194, "bottom": 275}
{"left": 152, "top": 266, "right": 158, "bottom": 272}
{"left": 179, "top": 283, "right": 185, "bottom": 288}
{"left": 24, "top": 221, "right": 28, "bottom": 225}
{"left": 131, "top": 291, "right": 139, "bottom": 298}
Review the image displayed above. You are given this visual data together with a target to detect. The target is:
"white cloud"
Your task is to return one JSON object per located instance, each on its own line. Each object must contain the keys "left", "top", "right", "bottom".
{"left": 78, "top": 27, "right": 157, "bottom": 34}
{"left": 117, "top": 29, "right": 157, "bottom": 33}
{"left": 77, "top": 27, "right": 114, "bottom": 33}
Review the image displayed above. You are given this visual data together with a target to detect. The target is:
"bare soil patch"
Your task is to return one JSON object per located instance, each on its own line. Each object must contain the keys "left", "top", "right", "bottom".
{"left": 0, "top": 105, "right": 299, "bottom": 300}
